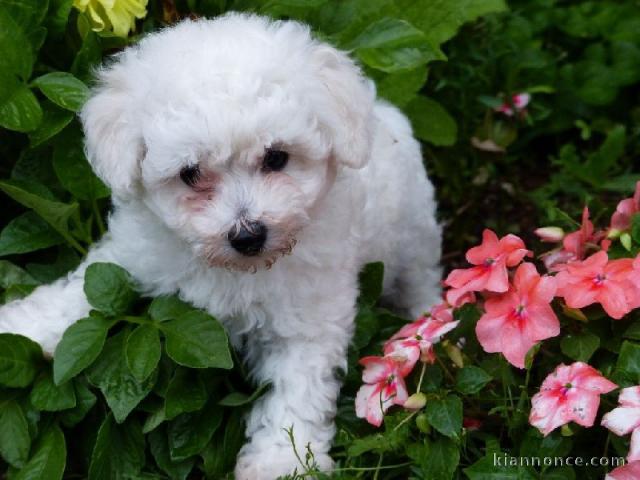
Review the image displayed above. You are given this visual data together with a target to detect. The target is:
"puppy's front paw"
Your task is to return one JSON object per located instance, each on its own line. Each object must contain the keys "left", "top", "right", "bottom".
{"left": 234, "top": 446, "right": 333, "bottom": 480}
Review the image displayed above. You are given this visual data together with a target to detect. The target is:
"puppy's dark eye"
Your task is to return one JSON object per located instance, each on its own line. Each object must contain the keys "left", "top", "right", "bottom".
{"left": 180, "top": 164, "right": 201, "bottom": 187}
{"left": 262, "top": 149, "right": 289, "bottom": 172}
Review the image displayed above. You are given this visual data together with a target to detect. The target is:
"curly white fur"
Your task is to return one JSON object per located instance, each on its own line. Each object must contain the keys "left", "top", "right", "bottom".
{"left": 0, "top": 13, "right": 442, "bottom": 479}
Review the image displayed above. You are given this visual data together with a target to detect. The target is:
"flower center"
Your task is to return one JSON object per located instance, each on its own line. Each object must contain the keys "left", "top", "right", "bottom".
{"left": 415, "top": 334, "right": 423, "bottom": 341}
{"left": 560, "top": 382, "right": 573, "bottom": 395}
{"left": 484, "top": 257, "right": 495, "bottom": 267}
{"left": 593, "top": 273, "right": 607, "bottom": 286}
{"left": 386, "top": 374, "right": 395, "bottom": 385}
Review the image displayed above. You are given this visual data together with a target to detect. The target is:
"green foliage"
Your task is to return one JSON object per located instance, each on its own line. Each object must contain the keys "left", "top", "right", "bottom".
{"left": 1, "top": 0, "right": 639, "bottom": 479}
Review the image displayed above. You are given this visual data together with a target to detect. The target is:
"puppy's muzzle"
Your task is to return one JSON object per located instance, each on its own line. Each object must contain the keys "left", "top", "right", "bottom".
{"left": 228, "top": 220, "right": 267, "bottom": 256}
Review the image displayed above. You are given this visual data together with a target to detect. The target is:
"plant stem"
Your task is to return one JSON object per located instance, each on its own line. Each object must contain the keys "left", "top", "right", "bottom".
{"left": 92, "top": 198, "right": 106, "bottom": 235}
{"left": 372, "top": 453, "right": 384, "bottom": 480}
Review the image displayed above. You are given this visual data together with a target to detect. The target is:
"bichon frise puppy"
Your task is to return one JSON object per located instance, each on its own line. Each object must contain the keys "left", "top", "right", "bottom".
{"left": 0, "top": 13, "right": 442, "bottom": 479}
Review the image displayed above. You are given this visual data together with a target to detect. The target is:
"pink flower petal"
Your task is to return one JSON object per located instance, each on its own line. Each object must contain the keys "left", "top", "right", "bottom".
{"left": 629, "top": 428, "right": 640, "bottom": 462}
{"left": 602, "top": 407, "right": 640, "bottom": 436}
{"left": 606, "top": 460, "right": 640, "bottom": 480}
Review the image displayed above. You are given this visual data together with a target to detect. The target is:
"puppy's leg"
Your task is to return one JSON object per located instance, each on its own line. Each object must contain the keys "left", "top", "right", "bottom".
{"left": 234, "top": 294, "right": 355, "bottom": 480}
{"left": 0, "top": 237, "right": 124, "bottom": 355}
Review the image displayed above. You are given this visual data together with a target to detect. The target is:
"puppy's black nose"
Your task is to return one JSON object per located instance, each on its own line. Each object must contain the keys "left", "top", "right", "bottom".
{"left": 228, "top": 221, "right": 267, "bottom": 256}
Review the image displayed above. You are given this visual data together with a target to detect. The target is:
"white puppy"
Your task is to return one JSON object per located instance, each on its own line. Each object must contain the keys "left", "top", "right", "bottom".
{"left": 0, "top": 13, "right": 441, "bottom": 479}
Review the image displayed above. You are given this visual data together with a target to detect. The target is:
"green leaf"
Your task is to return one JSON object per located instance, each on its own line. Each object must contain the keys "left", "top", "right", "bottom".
{"left": 28, "top": 102, "right": 74, "bottom": 147}
{"left": 0, "top": 260, "right": 39, "bottom": 288}
{"left": 83, "top": 262, "right": 138, "bottom": 316}
{"left": 0, "top": 180, "right": 78, "bottom": 240}
{"left": 408, "top": 437, "right": 460, "bottom": 480}
{"left": 560, "top": 331, "right": 600, "bottom": 362}
{"left": 375, "top": 67, "right": 429, "bottom": 107}
{"left": 52, "top": 132, "right": 110, "bottom": 200}
{"left": 0, "top": 212, "right": 63, "bottom": 257}
{"left": 614, "top": 340, "right": 640, "bottom": 384}
{"left": 162, "top": 311, "right": 233, "bottom": 369}
{"left": 358, "top": 262, "right": 384, "bottom": 307}
{"left": 149, "top": 427, "right": 195, "bottom": 480}
{"left": 424, "top": 395, "right": 462, "bottom": 439}
{"left": 455, "top": 366, "right": 492, "bottom": 394}
{"left": 148, "top": 295, "right": 195, "bottom": 322}
{"left": 88, "top": 414, "right": 145, "bottom": 480}
{"left": 13, "top": 424, "right": 66, "bottom": 480}
{"left": 168, "top": 399, "right": 223, "bottom": 460}
{"left": 0, "top": 398, "right": 30, "bottom": 468}
{"left": 0, "top": 86, "right": 42, "bottom": 132}
{"left": 33, "top": 72, "right": 90, "bottom": 112}
{"left": 60, "top": 377, "right": 97, "bottom": 427}
{"left": 0, "top": 334, "right": 42, "bottom": 387}
{"left": 464, "top": 453, "right": 537, "bottom": 479}
{"left": 218, "top": 383, "right": 271, "bottom": 407}
{"left": 0, "top": 8, "right": 35, "bottom": 82}
{"left": 357, "top": 45, "right": 442, "bottom": 73}
{"left": 53, "top": 315, "right": 114, "bottom": 385}
{"left": 125, "top": 324, "right": 161, "bottom": 382}
{"left": 30, "top": 370, "right": 77, "bottom": 411}
{"left": 348, "top": 18, "right": 426, "bottom": 49}
{"left": 631, "top": 213, "right": 640, "bottom": 244}
{"left": 406, "top": 95, "right": 457, "bottom": 146}
{"left": 164, "top": 368, "right": 208, "bottom": 420}
{"left": 86, "top": 331, "right": 156, "bottom": 423}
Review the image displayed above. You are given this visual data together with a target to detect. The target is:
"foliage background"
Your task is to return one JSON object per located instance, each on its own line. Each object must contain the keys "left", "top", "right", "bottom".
{"left": 0, "top": 0, "right": 640, "bottom": 479}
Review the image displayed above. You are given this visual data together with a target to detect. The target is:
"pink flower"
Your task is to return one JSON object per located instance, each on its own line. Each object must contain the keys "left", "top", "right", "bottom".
{"left": 444, "top": 229, "right": 531, "bottom": 298}
{"left": 384, "top": 303, "right": 459, "bottom": 368}
{"left": 610, "top": 181, "right": 640, "bottom": 232}
{"left": 542, "top": 207, "right": 605, "bottom": 271}
{"left": 602, "top": 387, "right": 640, "bottom": 462}
{"left": 495, "top": 92, "right": 531, "bottom": 116}
{"left": 606, "top": 461, "right": 640, "bottom": 480}
{"left": 475, "top": 262, "right": 559, "bottom": 368}
{"left": 555, "top": 251, "right": 635, "bottom": 319}
{"left": 355, "top": 356, "right": 409, "bottom": 427}
{"left": 529, "top": 362, "right": 617, "bottom": 436}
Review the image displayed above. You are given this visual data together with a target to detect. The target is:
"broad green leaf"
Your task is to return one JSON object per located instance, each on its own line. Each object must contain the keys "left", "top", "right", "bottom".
{"left": 14, "top": 424, "right": 66, "bottom": 480}
{"left": 83, "top": 262, "right": 138, "bottom": 316}
{"left": 162, "top": 311, "right": 233, "bottom": 369}
{"left": 125, "top": 324, "right": 161, "bottom": 382}
{"left": 60, "top": 377, "right": 97, "bottom": 427}
{"left": 0, "top": 212, "right": 63, "bottom": 257}
{"left": 149, "top": 427, "right": 195, "bottom": 480}
{"left": 357, "top": 262, "right": 384, "bottom": 307}
{"left": 201, "top": 409, "right": 245, "bottom": 477}
{"left": 0, "top": 0, "right": 48, "bottom": 31}
{"left": 0, "top": 334, "right": 42, "bottom": 387}
{"left": 218, "top": 383, "right": 271, "bottom": 407}
{"left": 0, "top": 260, "right": 39, "bottom": 288}
{"left": 0, "top": 9, "right": 35, "bottom": 81}
{"left": 0, "top": 398, "right": 30, "bottom": 468}
{"left": 87, "top": 331, "right": 156, "bottom": 423}
{"left": 348, "top": 18, "right": 426, "bottom": 49}
{"left": 455, "top": 366, "right": 492, "bottom": 394}
{"left": 88, "top": 414, "right": 145, "bottom": 480}
{"left": 29, "top": 102, "right": 74, "bottom": 147}
{"left": 614, "top": 341, "right": 640, "bottom": 385}
{"left": 560, "top": 331, "right": 600, "bottom": 362}
{"left": 357, "top": 45, "right": 442, "bottom": 73}
{"left": 168, "top": 399, "right": 223, "bottom": 460}
{"left": 464, "top": 453, "right": 537, "bottom": 479}
{"left": 33, "top": 72, "right": 90, "bottom": 112}
{"left": 45, "top": 0, "right": 74, "bottom": 36}
{"left": 0, "top": 86, "right": 42, "bottom": 132}
{"left": 164, "top": 367, "right": 208, "bottom": 420}
{"left": 396, "top": 0, "right": 507, "bottom": 46}
{"left": 148, "top": 295, "right": 195, "bottom": 322}
{"left": 0, "top": 180, "right": 78, "bottom": 240}
{"left": 406, "top": 96, "right": 457, "bottom": 146}
{"left": 375, "top": 66, "right": 429, "bottom": 107}
{"left": 52, "top": 133, "right": 110, "bottom": 200}
{"left": 424, "top": 395, "right": 462, "bottom": 439}
{"left": 30, "top": 370, "right": 76, "bottom": 411}
{"left": 53, "top": 315, "right": 114, "bottom": 384}
{"left": 408, "top": 437, "right": 459, "bottom": 480}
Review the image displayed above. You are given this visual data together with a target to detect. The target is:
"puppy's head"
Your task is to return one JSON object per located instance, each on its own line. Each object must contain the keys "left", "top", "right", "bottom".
{"left": 81, "top": 13, "right": 375, "bottom": 272}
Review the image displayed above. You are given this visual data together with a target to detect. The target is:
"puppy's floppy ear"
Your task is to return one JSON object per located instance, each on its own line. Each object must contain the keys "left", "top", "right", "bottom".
{"left": 312, "top": 44, "right": 376, "bottom": 169}
{"left": 80, "top": 54, "right": 144, "bottom": 198}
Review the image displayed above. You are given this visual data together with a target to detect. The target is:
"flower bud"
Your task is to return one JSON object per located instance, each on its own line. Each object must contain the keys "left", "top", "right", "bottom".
{"left": 443, "top": 341, "right": 464, "bottom": 368}
{"left": 621, "top": 232, "right": 632, "bottom": 251}
{"left": 534, "top": 226, "right": 565, "bottom": 243}
{"left": 403, "top": 392, "right": 427, "bottom": 410}
{"left": 416, "top": 413, "right": 431, "bottom": 433}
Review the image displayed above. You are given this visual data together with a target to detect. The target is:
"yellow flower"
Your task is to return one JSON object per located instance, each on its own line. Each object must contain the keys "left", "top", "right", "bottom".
{"left": 73, "top": 0, "right": 148, "bottom": 38}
